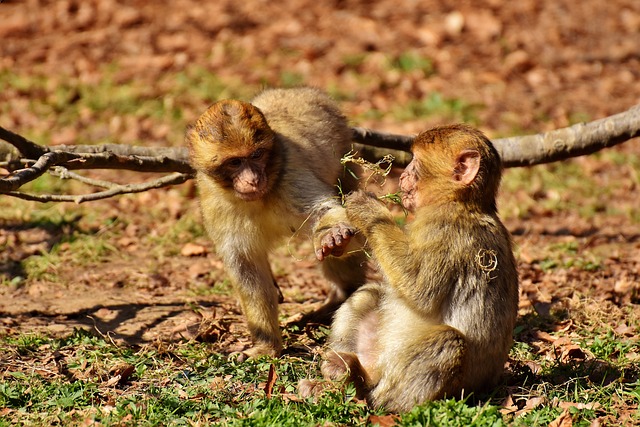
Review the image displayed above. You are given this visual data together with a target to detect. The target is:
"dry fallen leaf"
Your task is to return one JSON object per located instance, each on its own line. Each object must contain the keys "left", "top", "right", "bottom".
{"left": 499, "top": 393, "right": 518, "bottom": 415}
{"left": 209, "top": 377, "right": 226, "bottom": 392}
{"left": 280, "top": 392, "right": 305, "bottom": 403}
{"left": 265, "top": 364, "right": 278, "bottom": 398}
{"left": 549, "top": 408, "right": 573, "bottom": 427}
{"left": 515, "top": 396, "right": 547, "bottom": 417}
{"left": 553, "top": 338, "right": 588, "bottom": 363}
{"left": 613, "top": 322, "right": 634, "bottom": 336}
{"left": 533, "top": 330, "right": 557, "bottom": 343}
{"left": 188, "top": 260, "right": 212, "bottom": 278}
{"left": 558, "top": 401, "right": 601, "bottom": 411}
{"left": 181, "top": 243, "right": 208, "bottom": 257}
{"left": 367, "top": 414, "right": 400, "bottom": 427}
{"left": 104, "top": 363, "right": 135, "bottom": 387}
{"left": 525, "top": 360, "right": 543, "bottom": 374}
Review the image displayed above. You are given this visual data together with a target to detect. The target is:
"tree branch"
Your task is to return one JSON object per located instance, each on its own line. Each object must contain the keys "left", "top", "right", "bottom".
{"left": 50, "top": 167, "right": 122, "bottom": 188}
{"left": 0, "top": 126, "right": 45, "bottom": 159}
{"left": 1, "top": 151, "right": 83, "bottom": 191}
{"left": 352, "top": 103, "right": 640, "bottom": 167}
{"left": 1, "top": 103, "right": 638, "bottom": 202}
{"left": 494, "top": 104, "right": 640, "bottom": 167}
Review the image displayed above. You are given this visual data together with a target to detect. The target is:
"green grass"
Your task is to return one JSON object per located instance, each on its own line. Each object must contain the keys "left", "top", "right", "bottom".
{"left": 0, "top": 192, "right": 204, "bottom": 286}
{"left": 391, "top": 92, "right": 482, "bottom": 125}
{"left": 401, "top": 399, "right": 506, "bottom": 426}
{"left": 506, "top": 309, "right": 640, "bottom": 427}
{"left": 535, "top": 241, "right": 602, "bottom": 273}
{"left": 0, "top": 329, "right": 372, "bottom": 426}
{"left": 388, "top": 52, "right": 434, "bottom": 76}
{"left": 351, "top": 91, "right": 482, "bottom": 126}
{"left": 189, "top": 279, "right": 234, "bottom": 297}
{"left": 1, "top": 318, "right": 637, "bottom": 426}
{"left": 20, "top": 234, "right": 117, "bottom": 281}
{"left": 500, "top": 149, "right": 640, "bottom": 223}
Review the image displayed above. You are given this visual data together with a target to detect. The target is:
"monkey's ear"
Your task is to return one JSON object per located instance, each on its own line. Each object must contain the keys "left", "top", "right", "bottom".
{"left": 453, "top": 149, "right": 480, "bottom": 185}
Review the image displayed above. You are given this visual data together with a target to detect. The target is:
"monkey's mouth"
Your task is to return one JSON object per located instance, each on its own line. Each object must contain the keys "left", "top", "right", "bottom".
{"left": 401, "top": 191, "right": 415, "bottom": 211}
{"left": 235, "top": 190, "right": 263, "bottom": 202}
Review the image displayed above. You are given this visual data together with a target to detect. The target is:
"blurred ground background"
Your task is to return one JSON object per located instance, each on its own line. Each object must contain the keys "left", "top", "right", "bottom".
{"left": 0, "top": 0, "right": 639, "bottom": 423}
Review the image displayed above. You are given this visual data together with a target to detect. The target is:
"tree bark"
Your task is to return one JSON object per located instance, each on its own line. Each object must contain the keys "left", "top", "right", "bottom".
{"left": 352, "top": 103, "right": 640, "bottom": 168}
{"left": 1, "top": 103, "right": 638, "bottom": 201}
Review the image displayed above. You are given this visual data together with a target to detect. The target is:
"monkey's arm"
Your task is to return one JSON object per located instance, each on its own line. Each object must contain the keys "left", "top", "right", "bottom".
{"left": 198, "top": 175, "right": 284, "bottom": 356}
{"left": 285, "top": 173, "right": 361, "bottom": 261}
{"left": 345, "top": 191, "right": 453, "bottom": 308}
{"left": 344, "top": 191, "right": 414, "bottom": 284}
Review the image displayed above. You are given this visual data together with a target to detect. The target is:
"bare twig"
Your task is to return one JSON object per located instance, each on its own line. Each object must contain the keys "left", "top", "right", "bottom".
{"left": 0, "top": 126, "right": 192, "bottom": 174}
{"left": 493, "top": 104, "right": 640, "bottom": 167}
{"left": 50, "top": 167, "right": 119, "bottom": 188}
{"left": 1, "top": 151, "right": 83, "bottom": 191}
{"left": 0, "top": 126, "right": 44, "bottom": 159}
{"left": 5, "top": 172, "right": 191, "bottom": 204}
{"left": 52, "top": 143, "right": 192, "bottom": 172}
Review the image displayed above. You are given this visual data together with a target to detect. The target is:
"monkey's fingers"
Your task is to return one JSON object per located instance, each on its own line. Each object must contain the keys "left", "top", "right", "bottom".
{"left": 340, "top": 228, "right": 354, "bottom": 240}
{"left": 316, "top": 241, "right": 345, "bottom": 260}
{"left": 316, "top": 226, "right": 354, "bottom": 260}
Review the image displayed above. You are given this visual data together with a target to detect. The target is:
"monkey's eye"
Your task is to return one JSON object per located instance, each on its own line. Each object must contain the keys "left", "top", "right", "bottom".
{"left": 227, "top": 158, "right": 242, "bottom": 168}
{"left": 250, "top": 149, "right": 265, "bottom": 160}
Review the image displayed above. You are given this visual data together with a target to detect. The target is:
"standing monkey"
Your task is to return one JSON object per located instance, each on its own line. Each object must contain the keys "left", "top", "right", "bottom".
{"left": 187, "top": 88, "right": 366, "bottom": 357}
{"left": 319, "top": 124, "right": 519, "bottom": 412}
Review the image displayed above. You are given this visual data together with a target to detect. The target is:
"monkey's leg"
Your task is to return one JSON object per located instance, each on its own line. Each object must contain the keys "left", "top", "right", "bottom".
{"left": 225, "top": 252, "right": 282, "bottom": 357}
{"left": 370, "top": 324, "right": 467, "bottom": 412}
{"left": 327, "top": 283, "right": 381, "bottom": 351}
{"left": 321, "top": 283, "right": 381, "bottom": 377}
{"left": 312, "top": 283, "right": 381, "bottom": 399}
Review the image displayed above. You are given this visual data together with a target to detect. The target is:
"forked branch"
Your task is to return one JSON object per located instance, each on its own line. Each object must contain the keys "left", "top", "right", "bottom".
{"left": 1, "top": 103, "right": 638, "bottom": 202}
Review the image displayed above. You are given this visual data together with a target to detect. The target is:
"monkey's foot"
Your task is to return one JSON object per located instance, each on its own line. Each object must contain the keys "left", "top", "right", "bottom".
{"left": 320, "top": 350, "right": 353, "bottom": 380}
{"left": 321, "top": 350, "right": 371, "bottom": 399}
{"left": 297, "top": 379, "right": 330, "bottom": 399}
{"left": 242, "top": 342, "right": 282, "bottom": 358}
{"left": 315, "top": 222, "right": 355, "bottom": 260}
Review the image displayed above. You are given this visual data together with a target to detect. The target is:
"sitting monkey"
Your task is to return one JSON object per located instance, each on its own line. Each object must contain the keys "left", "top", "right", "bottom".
{"left": 318, "top": 124, "right": 519, "bottom": 412}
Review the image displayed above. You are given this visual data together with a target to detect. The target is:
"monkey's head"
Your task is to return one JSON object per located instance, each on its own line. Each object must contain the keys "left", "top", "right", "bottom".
{"left": 399, "top": 124, "right": 502, "bottom": 212}
{"left": 187, "top": 99, "right": 280, "bottom": 201}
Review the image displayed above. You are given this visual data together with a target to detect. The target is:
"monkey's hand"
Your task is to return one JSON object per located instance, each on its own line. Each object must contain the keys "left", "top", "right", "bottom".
{"left": 345, "top": 190, "right": 394, "bottom": 235}
{"left": 315, "top": 222, "right": 355, "bottom": 261}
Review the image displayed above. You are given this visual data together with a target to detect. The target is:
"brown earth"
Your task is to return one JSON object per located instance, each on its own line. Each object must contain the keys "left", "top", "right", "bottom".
{"left": 1, "top": 0, "right": 639, "bottom": 398}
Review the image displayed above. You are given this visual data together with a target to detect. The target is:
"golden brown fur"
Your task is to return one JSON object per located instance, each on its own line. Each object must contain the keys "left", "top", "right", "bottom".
{"left": 321, "top": 124, "right": 519, "bottom": 411}
{"left": 187, "top": 87, "right": 366, "bottom": 356}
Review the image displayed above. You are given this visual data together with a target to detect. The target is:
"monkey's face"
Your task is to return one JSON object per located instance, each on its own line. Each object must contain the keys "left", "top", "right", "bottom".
{"left": 407, "top": 124, "right": 503, "bottom": 211}
{"left": 399, "top": 159, "right": 419, "bottom": 211}
{"left": 188, "top": 100, "right": 278, "bottom": 201}
{"left": 223, "top": 147, "right": 271, "bottom": 201}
